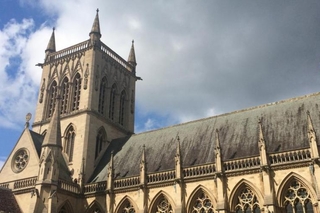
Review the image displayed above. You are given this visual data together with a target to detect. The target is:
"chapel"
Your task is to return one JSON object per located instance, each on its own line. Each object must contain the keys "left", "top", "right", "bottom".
{"left": 0, "top": 10, "right": 320, "bottom": 213}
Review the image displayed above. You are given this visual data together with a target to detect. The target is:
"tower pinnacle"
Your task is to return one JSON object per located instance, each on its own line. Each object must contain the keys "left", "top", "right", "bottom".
{"left": 45, "top": 28, "right": 56, "bottom": 54}
{"left": 89, "top": 9, "right": 101, "bottom": 41}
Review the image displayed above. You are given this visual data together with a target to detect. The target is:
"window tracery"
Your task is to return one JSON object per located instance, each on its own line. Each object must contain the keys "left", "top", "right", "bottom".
{"left": 61, "top": 77, "right": 69, "bottom": 114}
{"left": 235, "top": 188, "right": 260, "bottom": 213}
{"left": 72, "top": 73, "right": 81, "bottom": 111}
{"left": 95, "top": 128, "right": 106, "bottom": 159}
{"left": 109, "top": 84, "right": 116, "bottom": 120}
{"left": 119, "top": 90, "right": 126, "bottom": 125}
{"left": 98, "top": 77, "right": 107, "bottom": 115}
{"left": 64, "top": 126, "right": 75, "bottom": 162}
{"left": 155, "top": 197, "right": 173, "bottom": 213}
{"left": 120, "top": 200, "right": 135, "bottom": 213}
{"left": 47, "top": 80, "right": 57, "bottom": 118}
{"left": 12, "top": 148, "right": 29, "bottom": 173}
{"left": 191, "top": 192, "right": 215, "bottom": 213}
{"left": 284, "top": 181, "right": 313, "bottom": 213}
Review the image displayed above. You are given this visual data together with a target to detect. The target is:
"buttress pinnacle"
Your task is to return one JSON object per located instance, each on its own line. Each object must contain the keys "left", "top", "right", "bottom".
{"left": 89, "top": 9, "right": 101, "bottom": 40}
{"left": 45, "top": 28, "right": 56, "bottom": 53}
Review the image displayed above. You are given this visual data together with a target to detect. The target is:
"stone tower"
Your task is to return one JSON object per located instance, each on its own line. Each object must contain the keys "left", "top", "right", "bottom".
{"left": 32, "top": 10, "right": 138, "bottom": 182}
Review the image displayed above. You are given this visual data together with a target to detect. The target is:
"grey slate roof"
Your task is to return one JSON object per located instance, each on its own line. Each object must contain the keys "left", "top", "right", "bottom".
{"left": 0, "top": 188, "right": 21, "bottom": 213}
{"left": 91, "top": 92, "right": 320, "bottom": 182}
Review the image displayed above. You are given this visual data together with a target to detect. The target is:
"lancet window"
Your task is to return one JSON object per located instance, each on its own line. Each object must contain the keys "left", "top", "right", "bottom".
{"left": 72, "top": 73, "right": 81, "bottom": 111}
{"left": 95, "top": 128, "right": 106, "bottom": 159}
{"left": 61, "top": 77, "right": 69, "bottom": 114}
{"left": 235, "top": 188, "right": 260, "bottom": 213}
{"left": 64, "top": 125, "right": 75, "bottom": 162}
{"left": 191, "top": 192, "right": 215, "bottom": 213}
{"left": 47, "top": 80, "right": 58, "bottom": 118}
{"left": 154, "top": 197, "right": 173, "bottom": 213}
{"left": 109, "top": 84, "right": 116, "bottom": 120}
{"left": 98, "top": 77, "right": 107, "bottom": 115}
{"left": 119, "top": 90, "right": 126, "bottom": 125}
{"left": 284, "top": 181, "right": 313, "bottom": 213}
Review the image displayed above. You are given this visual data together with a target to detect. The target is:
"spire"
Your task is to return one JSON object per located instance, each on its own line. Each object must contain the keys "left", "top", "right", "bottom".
{"left": 42, "top": 94, "right": 62, "bottom": 148}
{"left": 128, "top": 40, "right": 137, "bottom": 67}
{"left": 89, "top": 9, "right": 101, "bottom": 41}
{"left": 45, "top": 28, "right": 56, "bottom": 54}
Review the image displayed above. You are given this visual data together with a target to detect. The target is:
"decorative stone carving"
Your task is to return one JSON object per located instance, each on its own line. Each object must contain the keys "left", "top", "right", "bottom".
{"left": 39, "top": 78, "right": 45, "bottom": 103}
{"left": 12, "top": 148, "right": 29, "bottom": 173}
{"left": 84, "top": 64, "right": 89, "bottom": 90}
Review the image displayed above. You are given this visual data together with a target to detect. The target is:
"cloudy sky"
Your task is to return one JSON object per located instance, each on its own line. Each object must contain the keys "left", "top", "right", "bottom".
{"left": 1, "top": 0, "right": 320, "bottom": 168}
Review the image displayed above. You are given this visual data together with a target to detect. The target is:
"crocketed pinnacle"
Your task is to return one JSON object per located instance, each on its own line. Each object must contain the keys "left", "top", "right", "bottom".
{"left": 89, "top": 9, "right": 101, "bottom": 39}
{"left": 127, "top": 40, "right": 137, "bottom": 66}
{"left": 45, "top": 28, "right": 56, "bottom": 53}
{"left": 42, "top": 95, "right": 62, "bottom": 148}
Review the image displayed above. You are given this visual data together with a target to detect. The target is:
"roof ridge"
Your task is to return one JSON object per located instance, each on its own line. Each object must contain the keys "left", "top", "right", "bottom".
{"left": 134, "top": 91, "right": 320, "bottom": 136}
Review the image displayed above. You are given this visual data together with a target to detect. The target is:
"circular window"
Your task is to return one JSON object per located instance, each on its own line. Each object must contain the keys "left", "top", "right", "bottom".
{"left": 12, "top": 148, "right": 29, "bottom": 173}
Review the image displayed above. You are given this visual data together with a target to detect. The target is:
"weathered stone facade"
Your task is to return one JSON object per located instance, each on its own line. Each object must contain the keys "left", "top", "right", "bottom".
{"left": 1, "top": 10, "right": 320, "bottom": 213}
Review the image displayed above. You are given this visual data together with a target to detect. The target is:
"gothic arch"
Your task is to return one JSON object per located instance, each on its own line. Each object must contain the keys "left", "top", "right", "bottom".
{"left": 86, "top": 200, "right": 104, "bottom": 213}
{"left": 186, "top": 185, "right": 217, "bottom": 213}
{"left": 277, "top": 172, "right": 317, "bottom": 210}
{"left": 149, "top": 190, "right": 176, "bottom": 213}
{"left": 115, "top": 196, "right": 138, "bottom": 213}
{"left": 95, "top": 126, "right": 107, "bottom": 159}
{"left": 58, "top": 200, "right": 74, "bottom": 213}
{"left": 63, "top": 123, "right": 76, "bottom": 162}
{"left": 73, "top": 59, "right": 83, "bottom": 75}
{"left": 229, "top": 179, "right": 263, "bottom": 213}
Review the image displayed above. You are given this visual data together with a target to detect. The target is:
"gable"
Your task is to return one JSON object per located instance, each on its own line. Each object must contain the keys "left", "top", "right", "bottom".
{"left": 0, "top": 128, "right": 43, "bottom": 183}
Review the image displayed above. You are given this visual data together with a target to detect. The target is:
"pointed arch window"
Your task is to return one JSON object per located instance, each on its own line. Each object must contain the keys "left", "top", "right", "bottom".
{"left": 72, "top": 73, "right": 81, "bottom": 111}
{"left": 284, "top": 181, "right": 313, "bottom": 213}
{"left": 87, "top": 201, "right": 103, "bottom": 213}
{"left": 118, "top": 199, "right": 136, "bottom": 213}
{"left": 109, "top": 84, "right": 116, "bottom": 120}
{"left": 47, "top": 80, "right": 57, "bottom": 118}
{"left": 64, "top": 125, "right": 75, "bottom": 162}
{"left": 95, "top": 128, "right": 106, "bottom": 159}
{"left": 61, "top": 77, "right": 69, "bottom": 114}
{"left": 119, "top": 90, "right": 126, "bottom": 125}
{"left": 151, "top": 195, "right": 173, "bottom": 213}
{"left": 98, "top": 77, "right": 107, "bottom": 115}
{"left": 191, "top": 191, "right": 215, "bottom": 213}
{"left": 234, "top": 188, "right": 260, "bottom": 213}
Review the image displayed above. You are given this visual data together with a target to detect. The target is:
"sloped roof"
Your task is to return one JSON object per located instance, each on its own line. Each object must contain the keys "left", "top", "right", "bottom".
{"left": 29, "top": 130, "right": 44, "bottom": 156}
{"left": 0, "top": 188, "right": 21, "bottom": 213}
{"left": 91, "top": 92, "right": 320, "bottom": 182}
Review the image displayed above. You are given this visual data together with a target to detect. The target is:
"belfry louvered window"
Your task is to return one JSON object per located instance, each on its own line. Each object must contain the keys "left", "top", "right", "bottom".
{"left": 47, "top": 80, "right": 57, "bottom": 118}
{"left": 119, "top": 90, "right": 126, "bottom": 125}
{"left": 61, "top": 77, "right": 69, "bottom": 114}
{"left": 98, "top": 77, "right": 107, "bottom": 115}
{"left": 109, "top": 84, "right": 116, "bottom": 120}
{"left": 72, "top": 73, "right": 81, "bottom": 111}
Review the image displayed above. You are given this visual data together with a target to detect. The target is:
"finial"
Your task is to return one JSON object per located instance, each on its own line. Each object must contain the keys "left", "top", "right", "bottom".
{"left": 132, "top": 40, "right": 134, "bottom": 44}
{"left": 96, "top": 8, "right": 99, "bottom": 13}
{"left": 52, "top": 27, "right": 55, "bottom": 31}
{"left": 25, "top": 113, "right": 32, "bottom": 129}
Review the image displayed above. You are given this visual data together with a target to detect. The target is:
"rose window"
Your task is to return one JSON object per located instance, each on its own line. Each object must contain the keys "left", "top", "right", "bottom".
{"left": 12, "top": 149, "right": 29, "bottom": 173}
